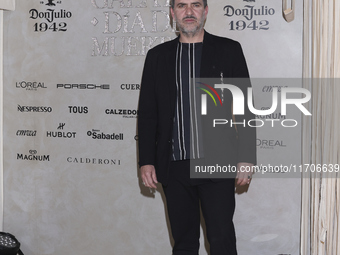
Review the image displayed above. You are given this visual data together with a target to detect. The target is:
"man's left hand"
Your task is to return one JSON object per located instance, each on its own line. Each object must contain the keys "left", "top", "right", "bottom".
{"left": 236, "top": 162, "right": 254, "bottom": 186}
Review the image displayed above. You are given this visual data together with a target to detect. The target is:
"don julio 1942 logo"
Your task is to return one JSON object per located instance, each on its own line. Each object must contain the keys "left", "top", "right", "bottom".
{"left": 29, "top": 0, "right": 72, "bottom": 32}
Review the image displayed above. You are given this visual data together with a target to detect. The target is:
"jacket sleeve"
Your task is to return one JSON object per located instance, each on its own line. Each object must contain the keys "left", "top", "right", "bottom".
{"left": 232, "top": 42, "right": 257, "bottom": 165}
{"left": 137, "top": 50, "right": 158, "bottom": 167}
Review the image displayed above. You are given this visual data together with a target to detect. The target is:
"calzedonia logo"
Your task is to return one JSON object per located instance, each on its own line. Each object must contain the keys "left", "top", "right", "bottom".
{"left": 17, "top": 150, "right": 50, "bottom": 161}
{"left": 16, "top": 81, "right": 46, "bottom": 91}
{"left": 105, "top": 109, "right": 138, "bottom": 118}
{"left": 46, "top": 123, "right": 76, "bottom": 138}
{"left": 87, "top": 129, "right": 124, "bottom": 140}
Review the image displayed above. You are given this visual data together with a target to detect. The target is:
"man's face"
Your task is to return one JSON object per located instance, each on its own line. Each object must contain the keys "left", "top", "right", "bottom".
{"left": 171, "top": 0, "right": 208, "bottom": 36}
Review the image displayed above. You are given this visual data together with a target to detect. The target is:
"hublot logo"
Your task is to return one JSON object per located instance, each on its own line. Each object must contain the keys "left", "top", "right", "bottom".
{"left": 46, "top": 123, "right": 76, "bottom": 139}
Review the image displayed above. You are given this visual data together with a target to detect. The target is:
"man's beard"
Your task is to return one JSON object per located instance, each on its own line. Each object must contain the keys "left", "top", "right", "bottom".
{"left": 176, "top": 15, "right": 205, "bottom": 37}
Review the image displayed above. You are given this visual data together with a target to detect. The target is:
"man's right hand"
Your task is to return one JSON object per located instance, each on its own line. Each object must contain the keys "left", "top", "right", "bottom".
{"left": 140, "top": 165, "right": 158, "bottom": 189}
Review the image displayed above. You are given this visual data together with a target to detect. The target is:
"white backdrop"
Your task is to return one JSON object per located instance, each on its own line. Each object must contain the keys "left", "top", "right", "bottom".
{"left": 2, "top": 0, "right": 303, "bottom": 254}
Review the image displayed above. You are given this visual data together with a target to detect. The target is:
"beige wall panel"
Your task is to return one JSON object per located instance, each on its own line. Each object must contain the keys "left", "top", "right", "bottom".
{"left": 0, "top": 0, "right": 15, "bottom": 11}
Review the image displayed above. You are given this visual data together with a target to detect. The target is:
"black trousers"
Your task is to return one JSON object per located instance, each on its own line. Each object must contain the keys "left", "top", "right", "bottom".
{"left": 163, "top": 160, "right": 237, "bottom": 255}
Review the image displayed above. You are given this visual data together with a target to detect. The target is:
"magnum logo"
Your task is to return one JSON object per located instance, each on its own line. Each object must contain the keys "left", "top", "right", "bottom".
{"left": 17, "top": 150, "right": 50, "bottom": 161}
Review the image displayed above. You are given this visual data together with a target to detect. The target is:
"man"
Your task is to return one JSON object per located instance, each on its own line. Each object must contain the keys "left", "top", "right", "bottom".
{"left": 138, "top": 0, "right": 256, "bottom": 254}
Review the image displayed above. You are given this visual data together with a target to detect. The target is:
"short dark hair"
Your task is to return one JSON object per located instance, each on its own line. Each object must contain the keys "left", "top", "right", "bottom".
{"left": 170, "top": 0, "right": 208, "bottom": 9}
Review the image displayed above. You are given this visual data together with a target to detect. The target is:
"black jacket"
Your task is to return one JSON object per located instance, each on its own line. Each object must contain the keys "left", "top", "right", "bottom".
{"left": 138, "top": 31, "right": 256, "bottom": 185}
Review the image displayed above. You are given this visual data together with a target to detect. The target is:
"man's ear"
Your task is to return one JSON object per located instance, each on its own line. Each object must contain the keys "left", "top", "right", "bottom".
{"left": 204, "top": 5, "right": 209, "bottom": 18}
{"left": 170, "top": 7, "right": 175, "bottom": 20}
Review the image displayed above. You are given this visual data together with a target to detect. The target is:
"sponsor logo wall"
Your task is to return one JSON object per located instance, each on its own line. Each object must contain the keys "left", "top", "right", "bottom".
{"left": 2, "top": 0, "right": 303, "bottom": 254}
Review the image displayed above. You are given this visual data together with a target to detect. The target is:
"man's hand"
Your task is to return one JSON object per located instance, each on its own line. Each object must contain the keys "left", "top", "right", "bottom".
{"left": 236, "top": 162, "right": 254, "bottom": 186}
{"left": 140, "top": 165, "right": 158, "bottom": 189}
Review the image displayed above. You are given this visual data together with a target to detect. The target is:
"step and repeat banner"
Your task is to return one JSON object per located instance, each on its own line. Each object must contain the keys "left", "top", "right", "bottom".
{"left": 3, "top": 0, "right": 302, "bottom": 254}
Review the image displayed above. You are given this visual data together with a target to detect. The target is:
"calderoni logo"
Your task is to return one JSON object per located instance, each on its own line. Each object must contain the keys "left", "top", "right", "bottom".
{"left": 17, "top": 150, "right": 50, "bottom": 161}
{"left": 16, "top": 130, "right": 37, "bottom": 137}
{"left": 16, "top": 81, "right": 46, "bottom": 91}
{"left": 57, "top": 84, "right": 110, "bottom": 89}
{"left": 87, "top": 129, "right": 124, "bottom": 140}
{"left": 17, "top": 105, "right": 52, "bottom": 113}
{"left": 256, "top": 139, "right": 286, "bottom": 149}
{"left": 105, "top": 109, "right": 138, "bottom": 118}
{"left": 66, "top": 156, "right": 121, "bottom": 165}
